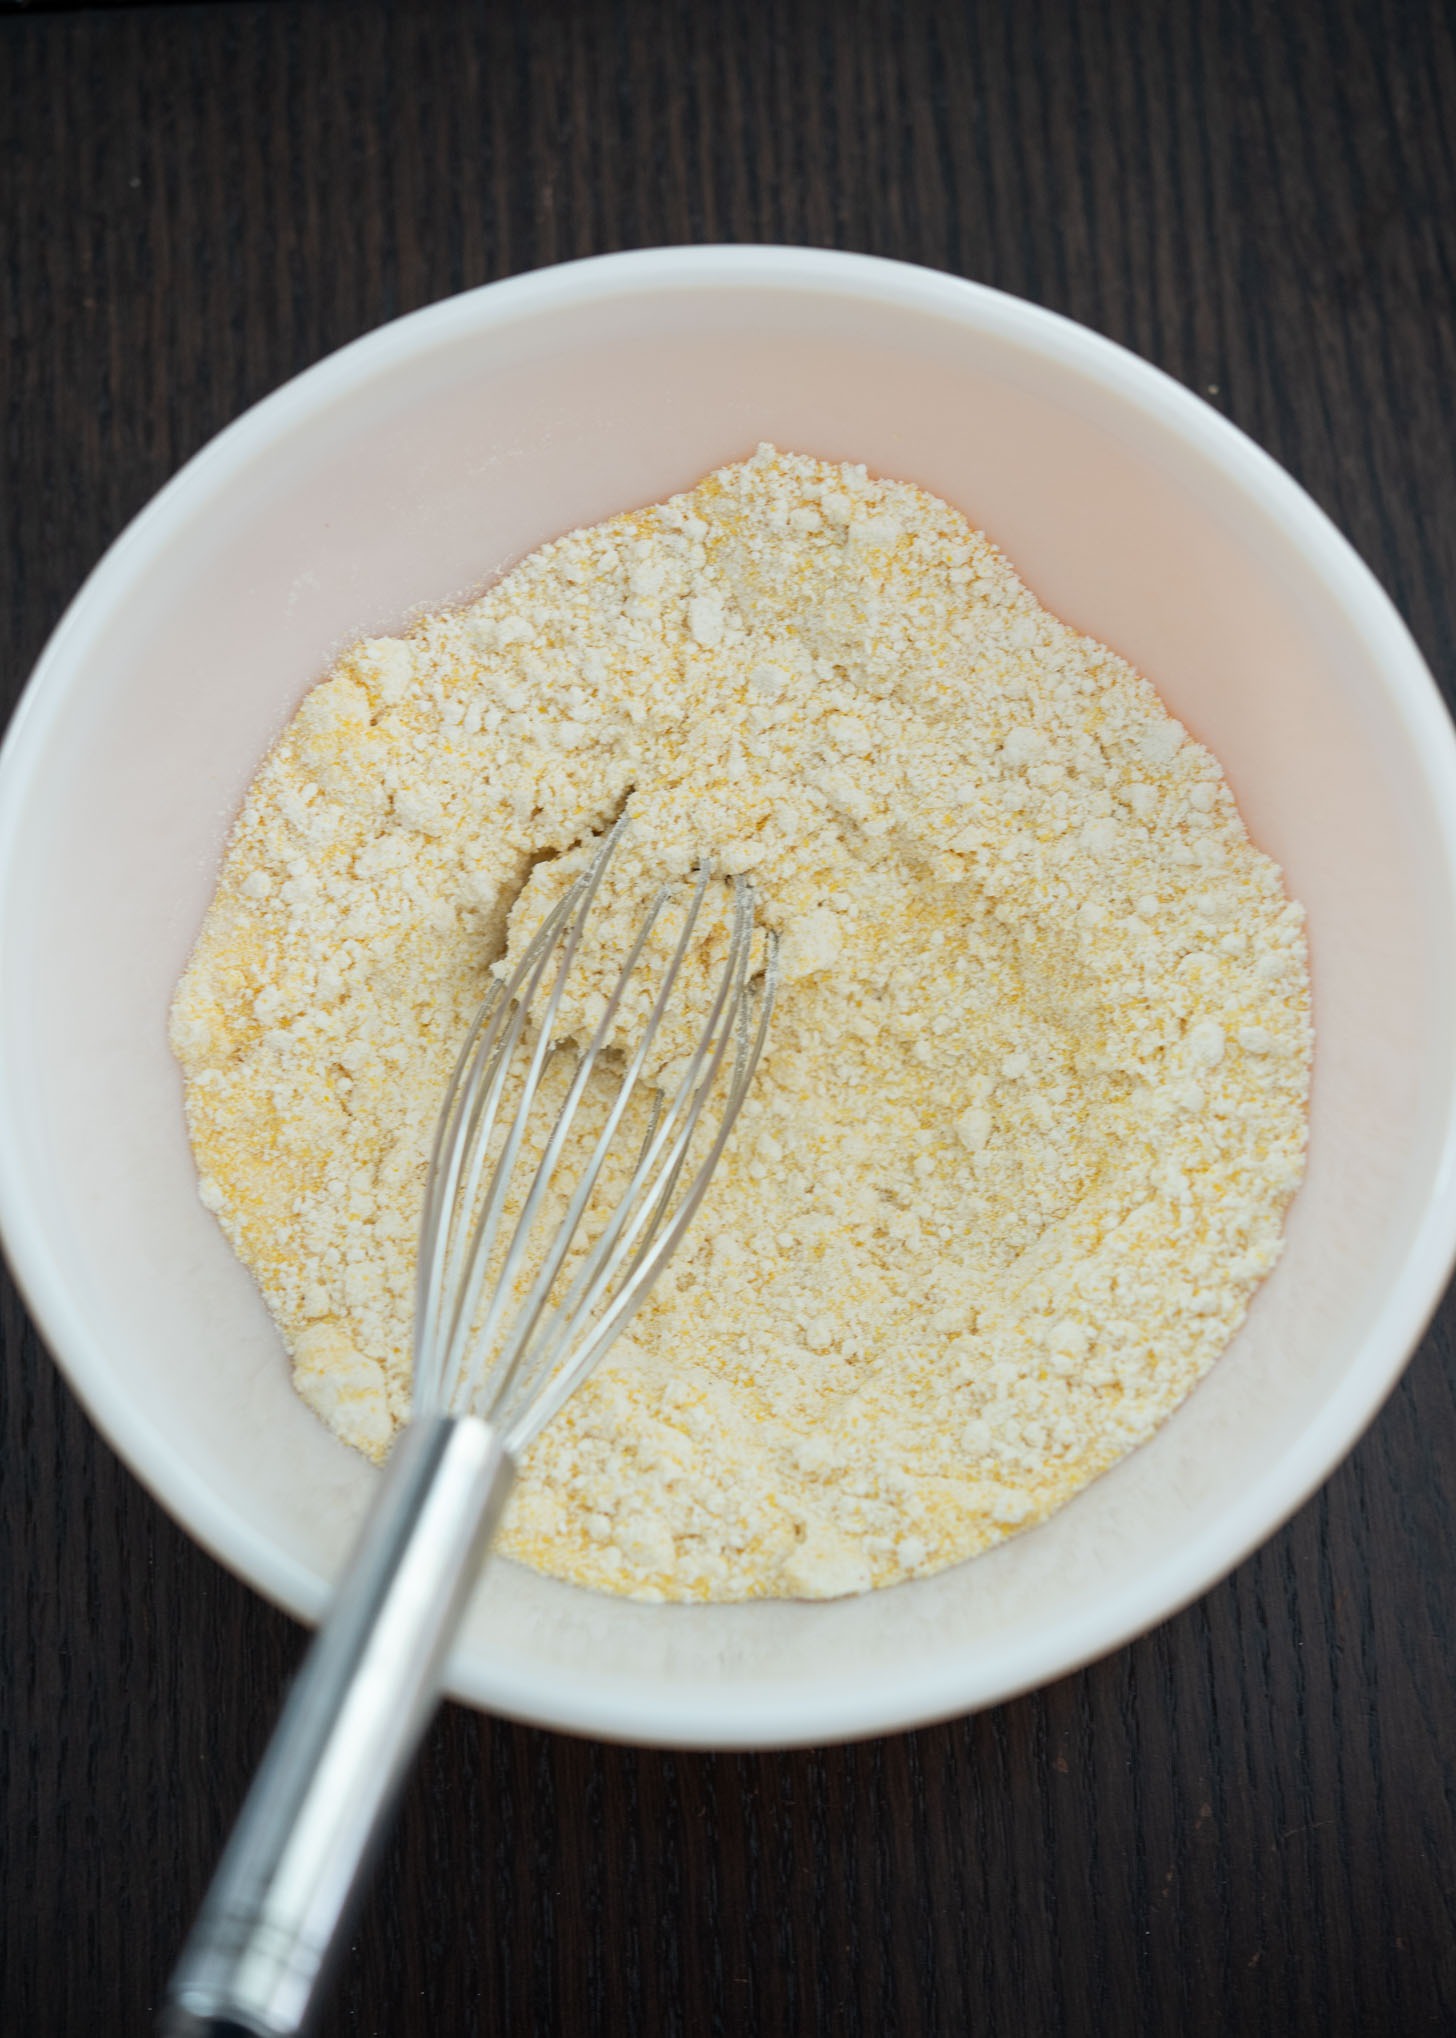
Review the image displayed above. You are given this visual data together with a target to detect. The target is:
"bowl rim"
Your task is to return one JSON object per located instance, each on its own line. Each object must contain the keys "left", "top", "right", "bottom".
{"left": 4, "top": 243, "right": 1456, "bottom": 1748}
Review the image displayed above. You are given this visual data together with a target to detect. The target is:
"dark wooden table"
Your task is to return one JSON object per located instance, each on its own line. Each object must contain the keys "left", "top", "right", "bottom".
{"left": 5, "top": 2, "right": 1456, "bottom": 2031}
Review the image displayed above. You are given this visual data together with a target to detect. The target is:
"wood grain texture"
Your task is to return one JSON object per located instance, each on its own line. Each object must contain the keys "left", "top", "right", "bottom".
{"left": 4, "top": 1, "right": 1456, "bottom": 2031}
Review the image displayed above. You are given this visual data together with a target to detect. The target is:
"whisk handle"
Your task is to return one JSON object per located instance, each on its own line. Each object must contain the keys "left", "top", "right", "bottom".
{"left": 160, "top": 1413, "right": 513, "bottom": 2038}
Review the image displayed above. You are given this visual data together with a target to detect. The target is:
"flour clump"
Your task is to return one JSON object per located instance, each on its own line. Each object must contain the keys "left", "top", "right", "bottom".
{"left": 171, "top": 447, "right": 1312, "bottom": 1602}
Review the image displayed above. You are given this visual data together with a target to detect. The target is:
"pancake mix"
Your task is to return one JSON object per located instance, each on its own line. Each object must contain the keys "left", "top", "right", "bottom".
{"left": 171, "top": 447, "right": 1311, "bottom": 1601}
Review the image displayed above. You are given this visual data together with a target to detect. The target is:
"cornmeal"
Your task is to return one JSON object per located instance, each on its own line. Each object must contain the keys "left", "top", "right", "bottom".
{"left": 171, "top": 447, "right": 1312, "bottom": 1602}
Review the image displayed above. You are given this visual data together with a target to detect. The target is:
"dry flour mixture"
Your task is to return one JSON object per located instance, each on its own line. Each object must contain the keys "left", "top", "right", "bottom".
{"left": 171, "top": 447, "right": 1312, "bottom": 1602}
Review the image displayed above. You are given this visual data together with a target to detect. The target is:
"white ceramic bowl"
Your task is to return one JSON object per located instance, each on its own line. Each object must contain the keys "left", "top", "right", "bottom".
{"left": 3, "top": 247, "right": 1455, "bottom": 1748}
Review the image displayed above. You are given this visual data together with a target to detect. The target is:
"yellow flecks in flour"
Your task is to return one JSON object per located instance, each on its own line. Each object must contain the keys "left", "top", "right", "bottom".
{"left": 171, "top": 446, "right": 1312, "bottom": 1602}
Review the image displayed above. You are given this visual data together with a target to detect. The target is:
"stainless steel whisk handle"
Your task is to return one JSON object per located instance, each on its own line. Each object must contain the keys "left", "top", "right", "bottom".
{"left": 161, "top": 1414, "right": 514, "bottom": 2037}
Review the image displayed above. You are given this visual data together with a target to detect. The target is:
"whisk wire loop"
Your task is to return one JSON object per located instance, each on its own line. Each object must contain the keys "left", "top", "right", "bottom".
{"left": 411, "top": 816, "right": 776, "bottom": 1448}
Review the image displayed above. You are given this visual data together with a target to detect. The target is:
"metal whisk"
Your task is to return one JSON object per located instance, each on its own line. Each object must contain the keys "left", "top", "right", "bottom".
{"left": 163, "top": 816, "right": 776, "bottom": 2038}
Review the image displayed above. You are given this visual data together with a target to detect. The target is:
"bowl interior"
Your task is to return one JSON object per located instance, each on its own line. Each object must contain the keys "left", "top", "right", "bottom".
{"left": 4, "top": 252, "right": 1453, "bottom": 1745}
